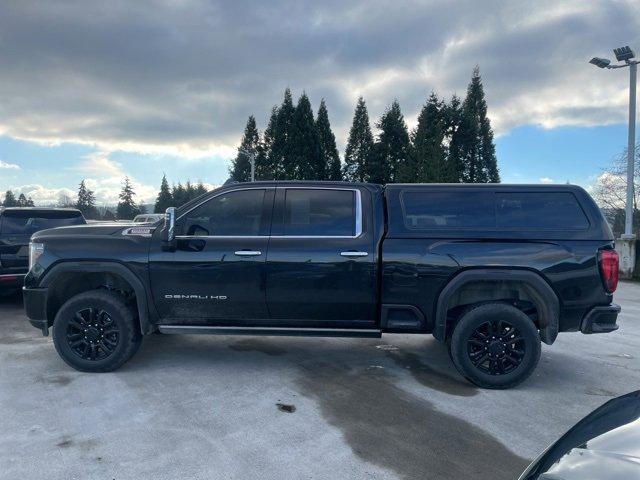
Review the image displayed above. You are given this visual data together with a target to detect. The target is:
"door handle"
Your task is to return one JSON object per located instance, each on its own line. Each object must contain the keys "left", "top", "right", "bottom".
{"left": 234, "top": 250, "right": 262, "bottom": 256}
{"left": 340, "top": 251, "right": 369, "bottom": 257}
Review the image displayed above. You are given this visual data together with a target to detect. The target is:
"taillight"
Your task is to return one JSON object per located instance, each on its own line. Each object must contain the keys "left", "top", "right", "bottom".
{"left": 599, "top": 249, "right": 619, "bottom": 294}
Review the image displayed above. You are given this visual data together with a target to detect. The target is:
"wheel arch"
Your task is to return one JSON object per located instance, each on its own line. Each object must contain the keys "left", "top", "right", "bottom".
{"left": 434, "top": 268, "right": 560, "bottom": 345}
{"left": 40, "top": 261, "right": 154, "bottom": 335}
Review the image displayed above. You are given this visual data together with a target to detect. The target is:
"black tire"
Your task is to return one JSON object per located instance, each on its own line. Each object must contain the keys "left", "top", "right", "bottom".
{"left": 449, "top": 303, "right": 541, "bottom": 389}
{"left": 52, "top": 290, "right": 142, "bottom": 372}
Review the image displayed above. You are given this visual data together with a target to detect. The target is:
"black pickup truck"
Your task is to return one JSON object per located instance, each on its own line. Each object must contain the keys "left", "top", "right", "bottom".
{"left": 0, "top": 207, "right": 85, "bottom": 295}
{"left": 22, "top": 182, "right": 621, "bottom": 388}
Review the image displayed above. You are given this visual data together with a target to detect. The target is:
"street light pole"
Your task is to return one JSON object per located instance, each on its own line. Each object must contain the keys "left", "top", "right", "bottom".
{"left": 624, "top": 62, "right": 637, "bottom": 239}
{"left": 590, "top": 46, "right": 638, "bottom": 239}
{"left": 238, "top": 148, "right": 256, "bottom": 182}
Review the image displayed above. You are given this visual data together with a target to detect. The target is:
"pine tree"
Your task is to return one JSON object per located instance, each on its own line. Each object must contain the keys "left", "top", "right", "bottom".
{"left": 230, "top": 116, "right": 260, "bottom": 182}
{"left": 26, "top": 196, "right": 35, "bottom": 207}
{"left": 195, "top": 181, "right": 208, "bottom": 196}
{"left": 290, "top": 92, "right": 324, "bottom": 180}
{"left": 271, "top": 88, "right": 296, "bottom": 179}
{"left": 172, "top": 182, "right": 188, "bottom": 207}
{"left": 2, "top": 190, "right": 17, "bottom": 207}
{"left": 154, "top": 174, "right": 173, "bottom": 213}
{"left": 316, "top": 99, "right": 342, "bottom": 181}
{"left": 370, "top": 100, "right": 410, "bottom": 184}
{"left": 457, "top": 67, "right": 500, "bottom": 183}
{"left": 17, "top": 193, "right": 29, "bottom": 207}
{"left": 256, "top": 107, "right": 278, "bottom": 180}
{"left": 184, "top": 180, "right": 196, "bottom": 202}
{"left": 401, "top": 93, "right": 447, "bottom": 183}
{"left": 116, "top": 177, "right": 142, "bottom": 220}
{"left": 76, "top": 180, "right": 98, "bottom": 218}
{"left": 343, "top": 97, "right": 374, "bottom": 182}
{"left": 444, "top": 95, "right": 464, "bottom": 182}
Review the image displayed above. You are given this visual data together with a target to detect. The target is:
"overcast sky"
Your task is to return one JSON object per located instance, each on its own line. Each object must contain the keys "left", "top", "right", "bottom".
{"left": 0, "top": 0, "right": 639, "bottom": 205}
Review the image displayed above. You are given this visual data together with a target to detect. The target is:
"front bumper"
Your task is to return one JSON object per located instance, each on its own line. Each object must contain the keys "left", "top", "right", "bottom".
{"left": 22, "top": 286, "right": 49, "bottom": 336}
{"left": 580, "top": 303, "right": 621, "bottom": 334}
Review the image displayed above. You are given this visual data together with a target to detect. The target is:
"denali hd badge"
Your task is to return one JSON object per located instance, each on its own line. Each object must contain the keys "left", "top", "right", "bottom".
{"left": 165, "top": 294, "right": 228, "bottom": 300}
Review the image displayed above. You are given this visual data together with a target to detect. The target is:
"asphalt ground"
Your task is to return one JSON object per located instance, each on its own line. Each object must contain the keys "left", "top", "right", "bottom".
{"left": 1, "top": 281, "right": 638, "bottom": 480}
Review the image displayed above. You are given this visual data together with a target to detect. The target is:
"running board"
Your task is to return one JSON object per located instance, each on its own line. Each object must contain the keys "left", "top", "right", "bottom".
{"left": 157, "top": 325, "right": 382, "bottom": 338}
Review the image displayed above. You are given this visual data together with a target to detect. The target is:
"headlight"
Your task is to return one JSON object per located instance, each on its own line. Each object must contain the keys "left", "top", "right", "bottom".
{"left": 29, "top": 242, "right": 44, "bottom": 270}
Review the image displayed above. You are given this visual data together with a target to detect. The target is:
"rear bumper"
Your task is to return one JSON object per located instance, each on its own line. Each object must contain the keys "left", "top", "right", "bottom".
{"left": 0, "top": 272, "right": 26, "bottom": 292}
{"left": 22, "top": 286, "right": 49, "bottom": 335}
{"left": 580, "top": 303, "right": 621, "bottom": 334}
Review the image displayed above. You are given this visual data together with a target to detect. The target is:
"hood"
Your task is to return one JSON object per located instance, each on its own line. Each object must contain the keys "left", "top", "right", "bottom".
{"left": 32, "top": 222, "right": 142, "bottom": 240}
{"left": 538, "top": 448, "right": 640, "bottom": 480}
{"left": 521, "top": 391, "right": 640, "bottom": 480}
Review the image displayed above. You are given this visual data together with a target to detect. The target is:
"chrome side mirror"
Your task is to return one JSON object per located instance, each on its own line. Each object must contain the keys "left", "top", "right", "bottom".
{"left": 162, "top": 207, "right": 177, "bottom": 251}
{"left": 166, "top": 207, "right": 176, "bottom": 242}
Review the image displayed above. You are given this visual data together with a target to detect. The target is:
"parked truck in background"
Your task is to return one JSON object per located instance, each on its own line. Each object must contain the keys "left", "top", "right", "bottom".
{"left": 0, "top": 207, "right": 85, "bottom": 295}
{"left": 22, "top": 182, "right": 621, "bottom": 388}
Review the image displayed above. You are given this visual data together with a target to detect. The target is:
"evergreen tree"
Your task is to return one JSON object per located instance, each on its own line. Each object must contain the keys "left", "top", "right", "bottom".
{"left": 370, "top": 100, "right": 410, "bottom": 184}
{"left": 343, "top": 97, "right": 374, "bottom": 182}
{"left": 230, "top": 116, "right": 260, "bottom": 182}
{"left": 271, "top": 88, "right": 296, "bottom": 179}
{"left": 184, "top": 180, "right": 196, "bottom": 202}
{"left": 401, "top": 93, "right": 447, "bottom": 183}
{"left": 26, "top": 196, "right": 35, "bottom": 207}
{"left": 316, "top": 99, "right": 342, "bottom": 180}
{"left": 255, "top": 107, "right": 278, "bottom": 180}
{"left": 195, "top": 181, "right": 208, "bottom": 196}
{"left": 2, "top": 190, "right": 17, "bottom": 207}
{"left": 17, "top": 193, "right": 29, "bottom": 207}
{"left": 76, "top": 180, "right": 98, "bottom": 218}
{"left": 444, "top": 95, "right": 464, "bottom": 182}
{"left": 116, "top": 177, "right": 142, "bottom": 219}
{"left": 154, "top": 174, "right": 173, "bottom": 213}
{"left": 456, "top": 67, "right": 500, "bottom": 183}
{"left": 172, "top": 182, "right": 188, "bottom": 207}
{"left": 290, "top": 92, "right": 324, "bottom": 180}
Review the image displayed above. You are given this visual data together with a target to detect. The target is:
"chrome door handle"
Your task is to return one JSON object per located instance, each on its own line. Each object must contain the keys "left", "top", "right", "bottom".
{"left": 234, "top": 250, "right": 262, "bottom": 256}
{"left": 340, "top": 251, "right": 369, "bottom": 257}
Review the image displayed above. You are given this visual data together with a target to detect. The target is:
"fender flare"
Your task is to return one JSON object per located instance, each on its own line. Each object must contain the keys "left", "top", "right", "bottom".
{"left": 434, "top": 268, "right": 560, "bottom": 345}
{"left": 40, "top": 261, "right": 154, "bottom": 335}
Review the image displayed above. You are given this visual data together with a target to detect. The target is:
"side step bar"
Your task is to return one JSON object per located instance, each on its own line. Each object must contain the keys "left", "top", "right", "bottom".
{"left": 157, "top": 325, "right": 382, "bottom": 338}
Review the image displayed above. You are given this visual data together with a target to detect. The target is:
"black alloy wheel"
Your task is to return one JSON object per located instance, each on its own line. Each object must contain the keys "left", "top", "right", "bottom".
{"left": 466, "top": 319, "right": 525, "bottom": 375}
{"left": 66, "top": 307, "right": 120, "bottom": 361}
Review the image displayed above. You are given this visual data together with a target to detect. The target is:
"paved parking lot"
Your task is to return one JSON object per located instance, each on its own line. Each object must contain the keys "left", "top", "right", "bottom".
{"left": 1, "top": 282, "right": 639, "bottom": 480}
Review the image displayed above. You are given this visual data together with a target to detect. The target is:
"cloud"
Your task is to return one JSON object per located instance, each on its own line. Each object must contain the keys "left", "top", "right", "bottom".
{"left": 8, "top": 184, "right": 75, "bottom": 205}
{"left": 0, "top": 0, "right": 638, "bottom": 158}
{"left": 539, "top": 177, "right": 555, "bottom": 184}
{"left": 0, "top": 160, "right": 20, "bottom": 170}
{"left": 75, "top": 152, "right": 125, "bottom": 178}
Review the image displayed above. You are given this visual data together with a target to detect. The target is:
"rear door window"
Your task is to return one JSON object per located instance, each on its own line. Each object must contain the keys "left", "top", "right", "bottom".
{"left": 283, "top": 189, "right": 357, "bottom": 236}
{"left": 401, "top": 191, "right": 495, "bottom": 229}
{"left": 0, "top": 211, "right": 85, "bottom": 235}
{"left": 496, "top": 192, "right": 589, "bottom": 229}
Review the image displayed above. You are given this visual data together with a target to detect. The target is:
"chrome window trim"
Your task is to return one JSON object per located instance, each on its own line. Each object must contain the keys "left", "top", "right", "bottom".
{"left": 176, "top": 185, "right": 363, "bottom": 239}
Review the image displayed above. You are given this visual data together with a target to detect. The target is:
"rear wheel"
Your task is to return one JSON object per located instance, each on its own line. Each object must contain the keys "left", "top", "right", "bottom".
{"left": 52, "top": 290, "right": 142, "bottom": 372}
{"left": 449, "top": 303, "right": 541, "bottom": 389}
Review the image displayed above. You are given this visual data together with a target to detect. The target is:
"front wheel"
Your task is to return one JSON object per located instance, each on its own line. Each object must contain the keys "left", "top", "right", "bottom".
{"left": 449, "top": 303, "right": 541, "bottom": 389}
{"left": 52, "top": 290, "right": 142, "bottom": 372}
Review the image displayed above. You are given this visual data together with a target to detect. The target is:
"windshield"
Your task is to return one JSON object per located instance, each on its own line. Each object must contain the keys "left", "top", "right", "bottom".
{"left": 1, "top": 211, "right": 85, "bottom": 235}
